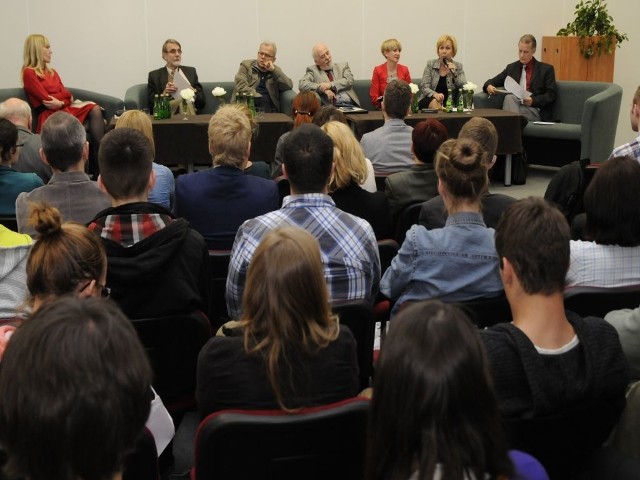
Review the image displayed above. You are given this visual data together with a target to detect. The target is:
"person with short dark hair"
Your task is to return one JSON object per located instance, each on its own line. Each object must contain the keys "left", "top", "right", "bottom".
{"left": 609, "top": 85, "right": 640, "bottom": 161}
{"left": 0, "top": 117, "right": 43, "bottom": 216}
{"left": 0, "top": 296, "right": 152, "bottom": 480}
{"left": 367, "top": 300, "right": 547, "bottom": 480}
{"left": 15, "top": 111, "right": 111, "bottom": 234}
{"left": 226, "top": 123, "right": 380, "bottom": 320}
{"left": 88, "top": 128, "right": 210, "bottom": 319}
{"left": 482, "top": 197, "right": 629, "bottom": 478}
{"left": 361, "top": 79, "right": 413, "bottom": 174}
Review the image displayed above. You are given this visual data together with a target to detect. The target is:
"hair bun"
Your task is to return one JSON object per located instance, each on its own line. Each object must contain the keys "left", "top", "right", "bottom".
{"left": 28, "top": 202, "right": 63, "bottom": 238}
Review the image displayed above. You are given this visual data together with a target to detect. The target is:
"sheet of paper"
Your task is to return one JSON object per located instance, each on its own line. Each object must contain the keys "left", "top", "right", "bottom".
{"left": 504, "top": 76, "right": 531, "bottom": 101}
{"left": 171, "top": 69, "right": 194, "bottom": 100}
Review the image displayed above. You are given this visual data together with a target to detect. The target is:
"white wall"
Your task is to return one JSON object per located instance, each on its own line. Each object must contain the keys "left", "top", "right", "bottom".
{"left": 1, "top": 0, "right": 637, "bottom": 149}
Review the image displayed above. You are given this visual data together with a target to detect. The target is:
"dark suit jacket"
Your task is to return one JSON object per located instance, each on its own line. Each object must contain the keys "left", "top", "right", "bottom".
{"left": 174, "top": 166, "right": 279, "bottom": 250}
{"left": 384, "top": 163, "right": 439, "bottom": 221}
{"left": 147, "top": 65, "right": 206, "bottom": 112}
{"left": 419, "top": 192, "right": 517, "bottom": 230}
{"left": 330, "top": 182, "right": 392, "bottom": 240}
{"left": 483, "top": 58, "right": 557, "bottom": 121}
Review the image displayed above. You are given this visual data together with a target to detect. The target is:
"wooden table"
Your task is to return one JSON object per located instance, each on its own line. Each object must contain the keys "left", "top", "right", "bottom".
{"left": 346, "top": 109, "right": 527, "bottom": 185}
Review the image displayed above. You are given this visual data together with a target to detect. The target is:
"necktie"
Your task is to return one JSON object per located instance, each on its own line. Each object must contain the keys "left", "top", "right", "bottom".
{"left": 326, "top": 70, "right": 334, "bottom": 82}
{"left": 520, "top": 64, "right": 527, "bottom": 90}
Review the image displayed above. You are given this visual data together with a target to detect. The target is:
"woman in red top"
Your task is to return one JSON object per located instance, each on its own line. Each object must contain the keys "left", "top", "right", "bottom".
{"left": 369, "top": 38, "right": 412, "bottom": 110}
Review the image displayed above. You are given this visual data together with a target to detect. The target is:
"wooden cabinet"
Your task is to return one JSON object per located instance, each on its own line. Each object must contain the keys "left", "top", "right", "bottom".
{"left": 541, "top": 36, "right": 615, "bottom": 82}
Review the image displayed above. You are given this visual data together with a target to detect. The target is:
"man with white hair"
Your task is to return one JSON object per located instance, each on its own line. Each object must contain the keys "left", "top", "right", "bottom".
{"left": 0, "top": 97, "right": 51, "bottom": 183}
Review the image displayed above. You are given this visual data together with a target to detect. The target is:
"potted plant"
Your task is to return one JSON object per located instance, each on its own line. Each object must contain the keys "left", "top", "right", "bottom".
{"left": 556, "top": 0, "right": 628, "bottom": 58}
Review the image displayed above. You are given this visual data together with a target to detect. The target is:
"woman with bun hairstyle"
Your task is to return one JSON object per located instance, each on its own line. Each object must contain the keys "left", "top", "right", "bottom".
{"left": 380, "top": 138, "right": 503, "bottom": 314}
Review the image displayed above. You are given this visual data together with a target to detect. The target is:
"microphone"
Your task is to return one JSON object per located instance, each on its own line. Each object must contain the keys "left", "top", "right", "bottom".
{"left": 444, "top": 58, "right": 457, "bottom": 78}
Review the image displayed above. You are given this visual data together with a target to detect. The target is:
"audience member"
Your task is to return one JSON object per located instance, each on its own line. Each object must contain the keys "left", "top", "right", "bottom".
{"left": 0, "top": 97, "right": 51, "bottom": 183}
{"left": 15, "top": 112, "right": 110, "bottom": 234}
{"left": 484, "top": 34, "right": 556, "bottom": 121}
{"left": 418, "top": 34, "right": 467, "bottom": 110}
{"left": 566, "top": 156, "right": 640, "bottom": 288}
{"left": 231, "top": 41, "right": 293, "bottom": 113}
{"left": 322, "top": 121, "right": 392, "bottom": 239}
{"left": 175, "top": 105, "right": 278, "bottom": 249}
{"left": 114, "top": 110, "right": 175, "bottom": 210}
{"left": 299, "top": 43, "right": 360, "bottom": 106}
{"left": 226, "top": 124, "right": 380, "bottom": 320}
{"left": 381, "top": 138, "right": 502, "bottom": 315}
{"left": 419, "top": 117, "right": 516, "bottom": 229}
{"left": 370, "top": 38, "right": 412, "bottom": 110}
{"left": 384, "top": 119, "right": 448, "bottom": 220}
{"left": 361, "top": 79, "right": 413, "bottom": 174}
{"left": 483, "top": 197, "right": 629, "bottom": 478}
{"left": 228, "top": 103, "right": 272, "bottom": 179}
{"left": 609, "top": 85, "right": 640, "bottom": 161}
{"left": 147, "top": 38, "right": 205, "bottom": 114}
{"left": 88, "top": 128, "right": 210, "bottom": 319}
{"left": 367, "top": 300, "right": 548, "bottom": 480}
{"left": 0, "top": 118, "right": 43, "bottom": 216}
{"left": 0, "top": 222, "right": 32, "bottom": 321}
{"left": 198, "top": 227, "right": 358, "bottom": 415}
{"left": 0, "top": 296, "right": 152, "bottom": 480}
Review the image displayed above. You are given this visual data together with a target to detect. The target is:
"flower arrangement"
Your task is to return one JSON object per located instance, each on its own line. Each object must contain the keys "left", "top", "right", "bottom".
{"left": 180, "top": 88, "right": 196, "bottom": 102}
{"left": 409, "top": 83, "right": 420, "bottom": 114}
{"left": 463, "top": 82, "right": 478, "bottom": 92}
{"left": 462, "top": 82, "right": 478, "bottom": 110}
{"left": 212, "top": 86, "right": 227, "bottom": 105}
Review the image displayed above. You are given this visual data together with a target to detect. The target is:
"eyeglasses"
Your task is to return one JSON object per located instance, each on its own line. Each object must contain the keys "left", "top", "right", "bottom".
{"left": 257, "top": 51, "right": 274, "bottom": 59}
{"left": 165, "top": 48, "right": 182, "bottom": 54}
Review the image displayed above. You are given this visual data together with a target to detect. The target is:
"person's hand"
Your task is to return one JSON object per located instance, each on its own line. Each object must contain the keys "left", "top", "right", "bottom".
{"left": 435, "top": 93, "right": 444, "bottom": 103}
{"left": 42, "top": 95, "right": 64, "bottom": 110}
{"left": 523, "top": 96, "right": 533, "bottom": 107}
{"left": 164, "top": 82, "right": 177, "bottom": 94}
{"left": 319, "top": 82, "right": 332, "bottom": 92}
{"left": 264, "top": 60, "right": 275, "bottom": 72}
{"left": 487, "top": 85, "right": 497, "bottom": 95}
{"left": 325, "top": 89, "right": 336, "bottom": 102}
{"left": 444, "top": 59, "right": 456, "bottom": 73}
{"left": 0, "top": 325, "right": 16, "bottom": 359}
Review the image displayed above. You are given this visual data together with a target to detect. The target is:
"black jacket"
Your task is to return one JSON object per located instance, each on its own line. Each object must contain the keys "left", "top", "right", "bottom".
{"left": 147, "top": 65, "right": 206, "bottom": 112}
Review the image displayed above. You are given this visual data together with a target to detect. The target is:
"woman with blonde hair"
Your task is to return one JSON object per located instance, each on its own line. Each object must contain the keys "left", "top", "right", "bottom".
{"left": 322, "top": 121, "right": 391, "bottom": 239}
{"left": 114, "top": 110, "right": 175, "bottom": 209}
{"left": 370, "top": 38, "right": 412, "bottom": 109}
{"left": 197, "top": 226, "right": 359, "bottom": 414}
{"left": 418, "top": 34, "right": 467, "bottom": 110}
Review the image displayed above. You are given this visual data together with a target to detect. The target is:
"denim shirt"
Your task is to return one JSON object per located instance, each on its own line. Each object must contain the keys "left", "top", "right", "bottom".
{"left": 148, "top": 162, "right": 175, "bottom": 211}
{"left": 381, "top": 211, "right": 503, "bottom": 315}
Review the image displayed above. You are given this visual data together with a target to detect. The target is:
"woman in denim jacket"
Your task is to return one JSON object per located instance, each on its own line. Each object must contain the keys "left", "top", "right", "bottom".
{"left": 381, "top": 138, "right": 503, "bottom": 315}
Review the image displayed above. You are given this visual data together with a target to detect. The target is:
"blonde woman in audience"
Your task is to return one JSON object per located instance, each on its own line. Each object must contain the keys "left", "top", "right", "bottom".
{"left": 418, "top": 34, "right": 467, "bottom": 110}
{"left": 381, "top": 138, "right": 502, "bottom": 315}
{"left": 197, "top": 226, "right": 359, "bottom": 415}
{"left": 115, "top": 110, "right": 175, "bottom": 210}
{"left": 322, "top": 121, "right": 392, "bottom": 239}
{"left": 370, "top": 38, "right": 412, "bottom": 110}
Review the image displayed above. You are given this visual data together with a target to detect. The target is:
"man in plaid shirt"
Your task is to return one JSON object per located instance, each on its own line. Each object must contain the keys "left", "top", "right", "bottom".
{"left": 609, "top": 85, "right": 640, "bottom": 162}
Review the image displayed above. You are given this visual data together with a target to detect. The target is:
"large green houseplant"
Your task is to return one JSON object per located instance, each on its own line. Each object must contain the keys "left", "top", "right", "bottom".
{"left": 557, "top": 0, "right": 628, "bottom": 58}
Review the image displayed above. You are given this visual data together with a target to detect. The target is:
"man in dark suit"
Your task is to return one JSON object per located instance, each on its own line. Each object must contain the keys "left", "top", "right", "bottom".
{"left": 147, "top": 38, "right": 206, "bottom": 113}
{"left": 483, "top": 34, "right": 556, "bottom": 121}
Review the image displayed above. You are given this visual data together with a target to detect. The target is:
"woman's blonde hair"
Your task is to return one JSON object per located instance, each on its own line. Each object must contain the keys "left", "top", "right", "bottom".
{"left": 21, "top": 34, "right": 52, "bottom": 79}
{"left": 321, "top": 121, "right": 368, "bottom": 192}
{"left": 380, "top": 38, "right": 402, "bottom": 56}
{"left": 436, "top": 34, "right": 458, "bottom": 57}
{"left": 114, "top": 110, "right": 155, "bottom": 158}
{"left": 240, "top": 227, "right": 339, "bottom": 410}
{"left": 435, "top": 138, "right": 488, "bottom": 209}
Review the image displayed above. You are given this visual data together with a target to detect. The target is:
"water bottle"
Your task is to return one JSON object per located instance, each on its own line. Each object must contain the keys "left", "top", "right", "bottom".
{"left": 153, "top": 95, "right": 160, "bottom": 120}
{"left": 445, "top": 87, "right": 453, "bottom": 113}
{"left": 457, "top": 89, "right": 464, "bottom": 112}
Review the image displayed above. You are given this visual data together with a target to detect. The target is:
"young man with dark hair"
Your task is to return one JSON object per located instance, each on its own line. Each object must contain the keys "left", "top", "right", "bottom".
{"left": 481, "top": 197, "right": 629, "bottom": 477}
{"left": 89, "top": 128, "right": 210, "bottom": 319}
{"left": 15, "top": 111, "right": 110, "bottom": 234}
{"left": 361, "top": 79, "right": 413, "bottom": 174}
{"left": 226, "top": 123, "right": 380, "bottom": 320}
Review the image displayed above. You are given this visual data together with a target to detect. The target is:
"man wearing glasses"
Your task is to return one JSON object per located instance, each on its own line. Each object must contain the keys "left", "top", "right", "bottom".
{"left": 147, "top": 38, "right": 206, "bottom": 113}
{"left": 231, "top": 41, "right": 293, "bottom": 113}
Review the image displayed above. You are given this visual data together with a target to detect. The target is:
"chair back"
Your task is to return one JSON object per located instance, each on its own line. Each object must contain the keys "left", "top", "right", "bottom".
{"left": 395, "top": 202, "right": 422, "bottom": 243}
{"left": 0, "top": 216, "right": 18, "bottom": 232}
{"left": 453, "top": 293, "right": 512, "bottom": 329}
{"left": 193, "top": 397, "right": 370, "bottom": 480}
{"left": 564, "top": 285, "right": 640, "bottom": 318}
{"left": 131, "top": 311, "right": 211, "bottom": 412}
{"left": 124, "top": 83, "right": 147, "bottom": 110}
{"left": 377, "top": 239, "right": 399, "bottom": 277}
{"left": 208, "top": 250, "right": 231, "bottom": 332}
{"left": 333, "top": 301, "right": 376, "bottom": 389}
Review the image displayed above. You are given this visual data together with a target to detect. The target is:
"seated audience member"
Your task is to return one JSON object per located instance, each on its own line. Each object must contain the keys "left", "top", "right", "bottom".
{"left": 272, "top": 91, "right": 321, "bottom": 178}
{"left": 361, "top": 80, "right": 413, "bottom": 175}
{"left": 367, "top": 300, "right": 548, "bottom": 480}
{"left": 483, "top": 34, "right": 556, "bottom": 121}
{"left": 15, "top": 112, "right": 111, "bottom": 234}
{"left": 322, "top": 121, "right": 392, "bottom": 239}
{"left": 610, "top": 85, "right": 640, "bottom": 161}
{"left": 198, "top": 227, "right": 358, "bottom": 415}
{"left": 0, "top": 297, "right": 152, "bottom": 480}
{"left": 147, "top": 38, "right": 205, "bottom": 114}
{"left": 0, "top": 223, "right": 32, "bottom": 321}
{"left": 0, "top": 97, "right": 52, "bottom": 183}
{"left": 175, "top": 105, "right": 278, "bottom": 250}
{"left": 370, "top": 38, "right": 412, "bottom": 110}
{"left": 231, "top": 41, "right": 293, "bottom": 113}
{"left": 483, "top": 197, "right": 629, "bottom": 478}
{"left": 115, "top": 110, "right": 174, "bottom": 210}
{"left": 226, "top": 124, "right": 380, "bottom": 320}
{"left": 384, "top": 119, "right": 448, "bottom": 220}
{"left": 419, "top": 117, "right": 516, "bottom": 229}
{"left": 0, "top": 118, "right": 43, "bottom": 216}
{"left": 229, "top": 103, "right": 271, "bottom": 179}
{"left": 566, "top": 156, "right": 640, "bottom": 288}
{"left": 380, "top": 138, "right": 502, "bottom": 315}
{"left": 88, "top": 128, "right": 210, "bottom": 319}
{"left": 605, "top": 307, "right": 640, "bottom": 380}
{"left": 299, "top": 43, "right": 360, "bottom": 106}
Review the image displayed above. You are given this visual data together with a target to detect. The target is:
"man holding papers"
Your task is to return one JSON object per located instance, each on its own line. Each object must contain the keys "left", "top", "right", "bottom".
{"left": 483, "top": 34, "right": 556, "bottom": 121}
{"left": 147, "top": 38, "right": 206, "bottom": 113}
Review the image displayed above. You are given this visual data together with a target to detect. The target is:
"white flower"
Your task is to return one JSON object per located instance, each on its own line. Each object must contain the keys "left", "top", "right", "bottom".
{"left": 180, "top": 88, "right": 196, "bottom": 102}
{"left": 409, "top": 82, "right": 419, "bottom": 94}
{"left": 212, "top": 87, "right": 227, "bottom": 97}
{"left": 463, "top": 82, "right": 478, "bottom": 91}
